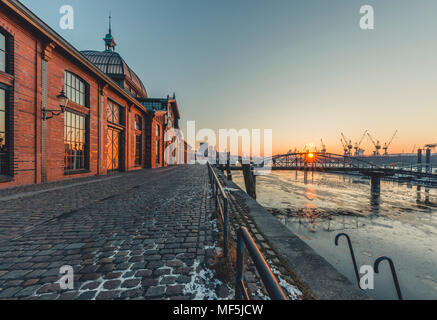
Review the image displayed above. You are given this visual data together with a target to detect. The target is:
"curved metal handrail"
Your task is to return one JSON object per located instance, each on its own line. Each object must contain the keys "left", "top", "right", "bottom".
{"left": 207, "top": 162, "right": 230, "bottom": 257}
{"left": 374, "top": 256, "right": 403, "bottom": 300}
{"left": 335, "top": 233, "right": 362, "bottom": 290}
{"left": 235, "top": 227, "right": 288, "bottom": 300}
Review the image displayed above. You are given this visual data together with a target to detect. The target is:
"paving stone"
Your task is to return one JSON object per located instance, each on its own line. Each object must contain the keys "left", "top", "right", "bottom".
{"left": 166, "top": 285, "right": 185, "bottom": 297}
{"left": 103, "top": 280, "right": 121, "bottom": 290}
{"left": 0, "top": 287, "right": 22, "bottom": 298}
{"left": 135, "top": 270, "right": 152, "bottom": 278}
{"left": 161, "top": 276, "right": 177, "bottom": 285}
{"left": 121, "top": 279, "right": 140, "bottom": 288}
{"left": 145, "top": 286, "right": 166, "bottom": 298}
{"left": 77, "top": 291, "right": 97, "bottom": 300}
{"left": 80, "top": 281, "right": 101, "bottom": 290}
{"left": 0, "top": 165, "right": 224, "bottom": 300}
{"left": 65, "top": 243, "right": 85, "bottom": 250}
{"left": 120, "top": 288, "right": 143, "bottom": 299}
{"left": 96, "top": 291, "right": 121, "bottom": 300}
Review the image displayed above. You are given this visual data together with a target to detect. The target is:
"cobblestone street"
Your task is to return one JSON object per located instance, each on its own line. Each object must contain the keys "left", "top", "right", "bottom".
{"left": 0, "top": 165, "right": 227, "bottom": 300}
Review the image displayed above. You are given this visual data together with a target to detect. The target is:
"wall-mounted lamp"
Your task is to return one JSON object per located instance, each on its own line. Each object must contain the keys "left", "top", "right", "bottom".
{"left": 42, "top": 90, "right": 69, "bottom": 120}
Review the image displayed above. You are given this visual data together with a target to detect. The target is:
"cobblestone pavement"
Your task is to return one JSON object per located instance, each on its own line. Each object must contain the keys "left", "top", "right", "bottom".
{"left": 0, "top": 165, "right": 228, "bottom": 300}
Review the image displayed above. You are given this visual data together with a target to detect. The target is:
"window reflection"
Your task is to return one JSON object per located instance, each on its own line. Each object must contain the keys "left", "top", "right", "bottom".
{"left": 64, "top": 111, "right": 87, "bottom": 171}
{"left": 64, "top": 71, "right": 87, "bottom": 107}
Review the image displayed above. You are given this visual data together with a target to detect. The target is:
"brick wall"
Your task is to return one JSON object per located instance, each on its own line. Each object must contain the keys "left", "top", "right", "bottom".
{"left": 0, "top": 3, "right": 151, "bottom": 188}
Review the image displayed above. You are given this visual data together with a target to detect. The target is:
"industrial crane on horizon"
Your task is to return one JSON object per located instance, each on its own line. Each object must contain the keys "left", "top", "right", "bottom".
{"left": 340, "top": 137, "right": 349, "bottom": 156}
{"left": 354, "top": 130, "right": 368, "bottom": 157}
{"left": 383, "top": 130, "right": 398, "bottom": 156}
{"left": 320, "top": 139, "right": 327, "bottom": 154}
{"left": 367, "top": 133, "right": 382, "bottom": 156}
{"left": 341, "top": 133, "right": 353, "bottom": 156}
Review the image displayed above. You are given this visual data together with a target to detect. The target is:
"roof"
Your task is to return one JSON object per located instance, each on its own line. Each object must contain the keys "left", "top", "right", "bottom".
{"left": 0, "top": 0, "right": 149, "bottom": 115}
{"left": 141, "top": 98, "right": 169, "bottom": 112}
{"left": 81, "top": 50, "right": 147, "bottom": 98}
{"left": 140, "top": 97, "right": 180, "bottom": 119}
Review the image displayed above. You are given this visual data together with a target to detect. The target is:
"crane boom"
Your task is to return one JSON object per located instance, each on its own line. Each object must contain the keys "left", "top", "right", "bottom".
{"left": 367, "top": 133, "right": 377, "bottom": 147}
{"left": 386, "top": 130, "right": 398, "bottom": 148}
{"left": 357, "top": 130, "right": 368, "bottom": 148}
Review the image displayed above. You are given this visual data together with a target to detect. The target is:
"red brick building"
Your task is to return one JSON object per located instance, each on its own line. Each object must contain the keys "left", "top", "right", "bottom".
{"left": 0, "top": 0, "right": 184, "bottom": 188}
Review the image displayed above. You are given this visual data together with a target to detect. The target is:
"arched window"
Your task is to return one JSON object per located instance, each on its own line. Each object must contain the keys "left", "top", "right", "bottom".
{"left": 0, "top": 86, "right": 9, "bottom": 175}
{"left": 64, "top": 71, "right": 88, "bottom": 107}
{"left": 0, "top": 29, "right": 10, "bottom": 74}
{"left": 64, "top": 110, "right": 88, "bottom": 172}
{"left": 135, "top": 114, "right": 142, "bottom": 131}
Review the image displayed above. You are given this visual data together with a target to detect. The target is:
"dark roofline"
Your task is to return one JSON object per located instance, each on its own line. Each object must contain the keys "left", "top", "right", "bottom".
{"left": 2, "top": 0, "right": 149, "bottom": 115}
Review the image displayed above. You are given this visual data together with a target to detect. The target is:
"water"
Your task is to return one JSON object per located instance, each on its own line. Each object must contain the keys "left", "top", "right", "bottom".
{"left": 232, "top": 170, "right": 437, "bottom": 300}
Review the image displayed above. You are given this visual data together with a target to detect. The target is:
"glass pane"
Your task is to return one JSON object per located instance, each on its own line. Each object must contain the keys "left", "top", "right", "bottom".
{"left": 0, "top": 89, "right": 4, "bottom": 111}
{"left": 0, "top": 133, "right": 5, "bottom": 150}
{"left": 79, "top": 93, "right": 84, "bottom": 106}
{"left": 0, "top": 33, "right": 5, "bottom": 51}
{"left": 67, "top": 86, "right": 71, "bottom": 101}
{"left": 0, "top": 51, "right": 5, "bottom": 73}
{"left": 0, "top": 111, "right": 4, "bottom": 133}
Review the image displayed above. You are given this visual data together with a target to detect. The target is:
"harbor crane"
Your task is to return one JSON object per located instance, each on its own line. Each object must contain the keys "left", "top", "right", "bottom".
{"left": 320, "top": 139, "right": 327, "bottom": 154}
{"left": 340, "top": 137, "right": 350, "bottom": 156}
{"left": 424, "top": 143, "right": 437, "bottom": 150}
{"left": 383, "top": 130, "right": 398, "bottom": 156}
{"left": 341, "top": 133, "right": 353, "bottom": 156}
{"left": 354, "top": 130, "right": 368, "bottom": 156}
{"left": 367, "top": 133, "right": 382, "bottom": 156}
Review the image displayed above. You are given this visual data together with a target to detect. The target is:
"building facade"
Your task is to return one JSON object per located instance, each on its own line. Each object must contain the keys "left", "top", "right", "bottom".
{"left": 0, "top": 0, "right": 185, "bottom": 188}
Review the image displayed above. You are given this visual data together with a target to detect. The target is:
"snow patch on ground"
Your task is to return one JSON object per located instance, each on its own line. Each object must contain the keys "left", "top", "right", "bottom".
{"left": 182, "top": 259, "right": 234, "bottom": 300}
{"left": 267, "top": 259, "right": 302, "bottom": 300}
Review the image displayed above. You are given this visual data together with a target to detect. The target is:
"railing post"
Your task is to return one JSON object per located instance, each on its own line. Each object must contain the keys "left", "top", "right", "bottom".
{"left": 223, "top": 198, "right": 229, "bottom": 257}
{"left": 214, "top": 181, "right": 218, "bottom": 209}
{"left": 235, "top": 228, "right": 244, "bottom": 300}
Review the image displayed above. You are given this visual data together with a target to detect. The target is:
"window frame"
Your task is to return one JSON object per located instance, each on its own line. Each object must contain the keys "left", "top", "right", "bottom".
{"left": 0, "top": 29, "right": 10, "bottom": 74}
{"left": 156, "top": 140, "right": 160, "bottom": 165}
{"left": 107, "top": 98, "right": 124, "bottom": 127}
{"left": 64, "top": 109, "right": 89, "bottom": 175}
{"left": 64, "top": 70, "right": 89, "bottom": 108}
{"left": 135, "top": 134, "right": 142, "bottom": 167}
{"left": 0, "top": 84, "right": 10, "bottom": 177}
{"left": 134, "top": 114, "right": 142, "bottom": 131}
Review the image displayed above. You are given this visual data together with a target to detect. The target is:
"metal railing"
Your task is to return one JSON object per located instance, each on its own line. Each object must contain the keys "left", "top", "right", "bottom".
{"left": 207, "top": 162, "right": 230, "bottom": 257}
{"left": 207, "top": 164, "right": 287, "bottom": 300}
{"left": 235, "top": 227, "right": 288, "bottom": 300}
{"left": 335, "top": 232, "right": 403, "bottom": 300}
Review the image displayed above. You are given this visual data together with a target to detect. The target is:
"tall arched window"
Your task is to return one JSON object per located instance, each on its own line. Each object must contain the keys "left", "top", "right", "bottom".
{"left": 0, "top": 30, "right": 9, "bottom": 73}
{"left": 0, "top": 86, "right": 9, "bottom": 175}
{"left": 64, "top": 71, "right": 88, "bottom": 107}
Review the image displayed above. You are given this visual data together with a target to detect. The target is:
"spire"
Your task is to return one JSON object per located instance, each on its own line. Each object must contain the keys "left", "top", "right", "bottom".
{"left": 104, "top": 13, "right": 116, "bottom": 52}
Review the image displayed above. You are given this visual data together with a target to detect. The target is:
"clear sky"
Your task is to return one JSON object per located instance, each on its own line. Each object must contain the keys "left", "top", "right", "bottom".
{"left": 21, "top": 0, "right": 437, "bottom": 155}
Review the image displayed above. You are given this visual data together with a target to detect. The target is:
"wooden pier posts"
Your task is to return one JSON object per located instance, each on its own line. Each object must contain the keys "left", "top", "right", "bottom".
{"left": 242, "top": 164, "right": 256, "bottom": 200}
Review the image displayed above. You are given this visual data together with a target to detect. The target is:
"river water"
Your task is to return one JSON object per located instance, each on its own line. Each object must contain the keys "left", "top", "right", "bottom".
{"left": 232, "top": 170, "right": 437, "bottom": 300}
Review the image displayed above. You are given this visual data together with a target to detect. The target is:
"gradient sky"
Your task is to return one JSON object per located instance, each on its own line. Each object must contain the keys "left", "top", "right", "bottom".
{"left": 21, "top": 0, "right": 437, "bottom": 155}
